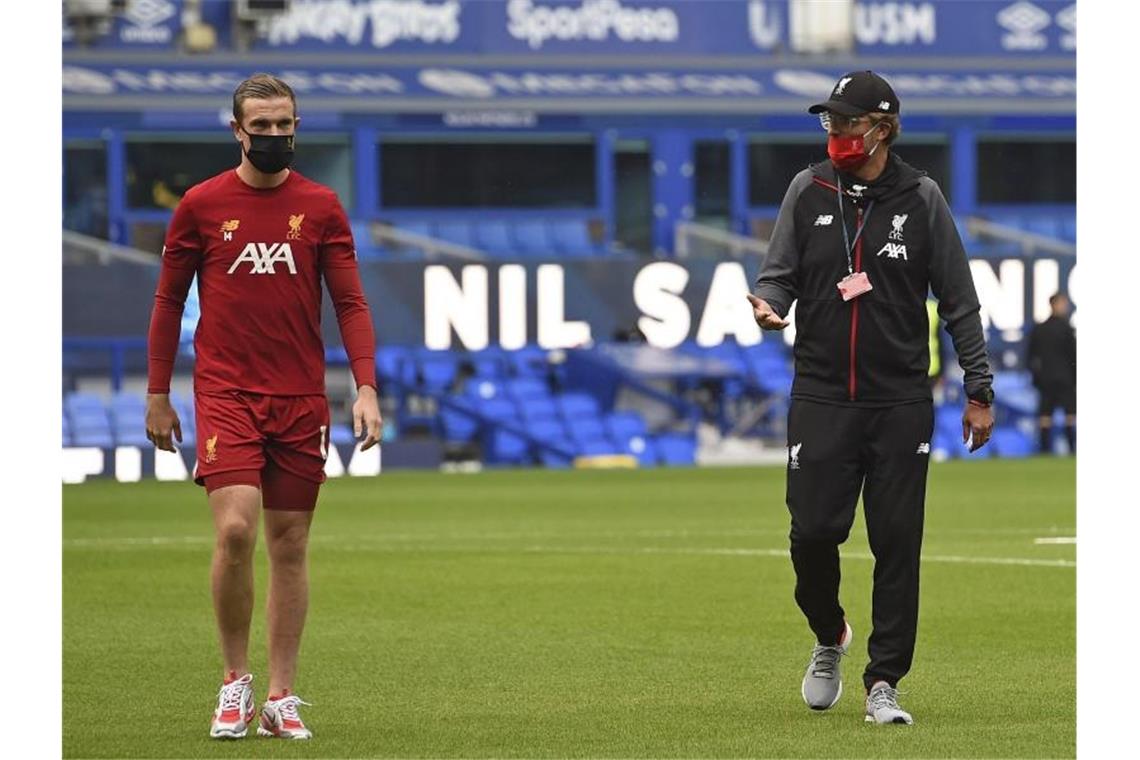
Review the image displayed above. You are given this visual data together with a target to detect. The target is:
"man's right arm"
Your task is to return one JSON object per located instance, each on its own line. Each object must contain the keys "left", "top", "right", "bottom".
{"left": 147, "top": 196, "right": 202, "bottom": 394}
{"left": 146, "top": 197, "right": 201, "bottom": 450}
{"left": 753, "top": 169, "right": 810, "bottom": 319}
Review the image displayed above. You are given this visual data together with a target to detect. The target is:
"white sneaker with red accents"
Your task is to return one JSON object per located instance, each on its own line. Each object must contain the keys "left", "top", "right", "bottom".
{"left": 209, "top": 672, "right": 256, "bottom": 739}
{"left": 257, "top": 690, "right": 313, "bottom": 740}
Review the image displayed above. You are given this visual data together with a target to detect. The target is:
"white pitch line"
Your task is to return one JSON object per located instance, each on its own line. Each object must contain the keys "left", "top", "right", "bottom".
{"left": 62, "top": 537, "right": 1075, "bottom": 568}
{"left": 1034, "top": 537, "right": 1076, "bottom": 545}
{"left": 512, "top": 545, "right": 1076, "bottom": 568}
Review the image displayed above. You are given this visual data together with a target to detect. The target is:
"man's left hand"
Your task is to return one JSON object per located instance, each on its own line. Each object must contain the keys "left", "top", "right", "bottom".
{"left": 962, "top": 403, "right": 994, "bottom": 452}
{"left": 353, "top": 385, "right": 383, "bottom": 451}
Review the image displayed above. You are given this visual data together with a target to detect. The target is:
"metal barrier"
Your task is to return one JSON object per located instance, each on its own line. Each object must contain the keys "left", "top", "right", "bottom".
{"left": 674, "top": 221, "right": 770, "bottom": 259}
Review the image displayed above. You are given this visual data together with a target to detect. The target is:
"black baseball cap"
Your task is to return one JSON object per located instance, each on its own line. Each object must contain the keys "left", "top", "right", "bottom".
{"left": 808, "top": 71, "right": 899, "bottom": 117}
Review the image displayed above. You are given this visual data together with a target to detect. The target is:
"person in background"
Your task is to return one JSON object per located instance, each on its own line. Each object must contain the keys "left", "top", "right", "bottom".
{"left": 1027, "top": 292, "right": 1076, "bottom": 454}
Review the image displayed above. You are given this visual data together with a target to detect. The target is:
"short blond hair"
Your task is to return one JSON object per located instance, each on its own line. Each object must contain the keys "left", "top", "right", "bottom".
{"left": 232, "top": 73, "right": 296, "bottom": 124}
{"left": 870, "top": 113, "right": 902, "bottom": 146}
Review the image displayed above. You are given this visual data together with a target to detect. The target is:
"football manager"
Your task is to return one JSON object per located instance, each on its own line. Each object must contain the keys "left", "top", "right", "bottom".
{"left": 747, "top": 70, "right": 995, "bottom": 725}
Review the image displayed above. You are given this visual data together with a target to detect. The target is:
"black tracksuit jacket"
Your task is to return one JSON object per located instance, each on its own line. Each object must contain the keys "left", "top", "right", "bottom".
{"left": 755, "top": 153, "right": 993, "bottom": 406}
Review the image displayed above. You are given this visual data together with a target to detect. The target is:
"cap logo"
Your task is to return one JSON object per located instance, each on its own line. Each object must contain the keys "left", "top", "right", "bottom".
{"left": 879, "top": 100, "right": 891, "bottom": 110}
{"left": 834, "top": 77, "right": 853, "bottom": 96}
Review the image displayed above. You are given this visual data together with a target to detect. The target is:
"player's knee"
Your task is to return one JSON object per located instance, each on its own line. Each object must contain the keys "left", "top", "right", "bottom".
{"left": 216, "top": 519, "right": 257, "bottom": 562}
{"left": 267, "top": 524, "right": 309, "bottom": 566}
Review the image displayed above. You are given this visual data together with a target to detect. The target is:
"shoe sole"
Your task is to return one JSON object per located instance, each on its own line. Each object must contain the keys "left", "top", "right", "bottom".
{"left": 864, "top": 714, "right": 913, "bottom": 725}
{"left": 210, "top": 727, "right": 247, "bottom": 739}
{"left": 257, "top": 726, "right": 311, "bottom": 740}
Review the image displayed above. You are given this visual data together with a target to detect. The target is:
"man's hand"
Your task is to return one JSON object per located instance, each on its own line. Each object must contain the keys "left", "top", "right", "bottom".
{"left": 353, "top": 385, "right": 383, "bottom": 451}
{"left": 746, "top": 294, "right": 791, "bottom": 330}
{"left": 962, "top": 403, "right": 994, "bottom": 452}
{"left": 145, "top": 393, "right": 182, "bottom": 452}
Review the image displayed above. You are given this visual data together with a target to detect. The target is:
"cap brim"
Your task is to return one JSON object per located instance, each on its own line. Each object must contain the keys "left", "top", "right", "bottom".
{"left": 808, "top": 100, "right": 866, "bottom": 116}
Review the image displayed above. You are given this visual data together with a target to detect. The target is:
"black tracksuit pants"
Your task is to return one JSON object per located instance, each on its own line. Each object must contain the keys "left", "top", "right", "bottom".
{"left": 785, "top": 398, "right": 934, "bottom": 691}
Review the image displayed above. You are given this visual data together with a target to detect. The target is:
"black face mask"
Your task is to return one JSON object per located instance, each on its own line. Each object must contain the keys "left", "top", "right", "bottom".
{"left": 240, "top": 128, "right": 295, "bottom": 174}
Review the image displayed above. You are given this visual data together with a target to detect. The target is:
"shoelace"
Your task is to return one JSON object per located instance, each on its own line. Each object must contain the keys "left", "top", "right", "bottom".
{"left": 809, "top": 645, "right": 844, "bottom": 677}
{"left": 273, "top": 695, "right": 312, "bottom": 724}
{"left": 869, "top": 685, "right": 904, "bottom": 712}
{"left": 217, "top": 679, "right": 247, "bottom": 713}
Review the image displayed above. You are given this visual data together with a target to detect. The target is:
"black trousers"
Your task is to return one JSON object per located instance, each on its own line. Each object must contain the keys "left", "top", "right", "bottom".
{"left": 785, "top": 399, "right": 934, "bottom": 691}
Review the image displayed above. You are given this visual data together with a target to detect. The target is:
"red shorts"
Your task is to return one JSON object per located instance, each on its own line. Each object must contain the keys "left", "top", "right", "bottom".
{"left": 193, "top": 391, "right": 331, "bottom": 510}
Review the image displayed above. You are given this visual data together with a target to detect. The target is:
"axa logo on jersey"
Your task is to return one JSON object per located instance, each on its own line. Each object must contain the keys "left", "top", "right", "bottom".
{"left": 227, "top": 242, "right": 298, "bottom": 275}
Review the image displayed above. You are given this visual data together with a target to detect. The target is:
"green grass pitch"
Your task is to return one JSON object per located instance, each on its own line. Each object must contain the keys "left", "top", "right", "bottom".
{"left": 63, "top": 458, "right": 1074, "bottom": 758}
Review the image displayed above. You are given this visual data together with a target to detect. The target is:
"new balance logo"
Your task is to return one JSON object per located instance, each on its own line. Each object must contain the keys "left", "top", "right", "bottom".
{"left": 916, "top": 442, "right": 931, "bottom": 454}
{"left": 876, "top": 242, "right": 908, "bottom": 260}
{"left": 814, "top": 215, "right": 834, "bottom": 226}
{"left": 227, "top": 242, "right": 297, "bottom": 275}
{"left": 788, "top": 442, "right": 802, "bottom": 470}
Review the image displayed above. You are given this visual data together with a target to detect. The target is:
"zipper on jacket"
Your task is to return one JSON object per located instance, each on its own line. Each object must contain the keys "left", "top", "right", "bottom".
{"left": 848, "top": 206, "right": 863, "bottom": 401}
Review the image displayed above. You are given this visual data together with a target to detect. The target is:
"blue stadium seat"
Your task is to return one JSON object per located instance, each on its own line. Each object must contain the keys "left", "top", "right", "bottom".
{"left": 65, "top": 392, "right": 106, "bottom": 416}
{"left": 931, "top": 430, "right": 958, "bottom": 460}
{"left": 111, "top": 391, "right": 145, "bottom": 410}
{"left": 617, "top": 433, "right": 656, "bottom": 467}
{"left": 579, "top": 439, "right": 623, "bottom": 457}
{"left": 505, "top": 346, "right": 548, "bottom": 378}
{"left": 438, "top": 402, "right": 480, "bottom": 444}
{"left": 520, "top": 398, "right": 559, "bottom": 424}
{"left": 549, "top": 220, "right": 598, "bottom": 257}
{"left": 567, "top": 417, "right": 608, "bottom": 445}
{"left": 935, "top": 405, "right": 963, "bottom": 443}
{"left": 990, "top": 427, "right": 1035, "bottom": 458}
{"left": 604, "top": 411, "right": 648, "bottom": 443}
{"left": 464, "top": 378, "right": 505, "bottom": 402}
{"left": 72, "top": 429, "right": 114, "bottom": 448}
{"left": 435, "top": 221, "right": 474, "bottom": 249}
{"left": 486, "top": 427, "right": 529, "bottom": 464}
{"left": 351, "top": 221, "right": 386, "bottom": 260}
{"left": 539, "top": 439, "right": 577, "bottom": 469}
{"left": 513, "top": 220, "right": 552, "bottom": 256}
{"left": 470, "top": 349, "right": 507, "bottom": 379}
{"left": 654, "top": 433, "right": 697, "bottom": 466}
{"left": 398, "top": 220, "right": 435, "bottom": 239}
{"left": 115, "top": 427, "right": 151, "bottom": 447}
{"left": 417, "top": 353, "right": 459, "bottom": 393}
{"left": 1059, "top": 214, "right": 1076, "bottom": 243}
{"left": 474, "top": 220, "right": 515, "bottom": 256}
{"left": 745, "top": 355, "right": 793, "bottom": 395}
{"left": 1024, "top": 216, "right": 1061, "bottom": 240}
{"left": 528, "top": 418, "right": 567, "bottom": 444}
{"left": 558, "top": 392, "right": 601, "bottom": 420}
{"left": 506, "top": 377, "right": 550, "bottom": 402}
{"left": 330, "top": 424, "right": 358, "bottom": 447}
{"left": 480, "top": 398, "right": 520, "bottom": 423}
{"left": 376, "top": 346, "right": 415, "bottom": 388}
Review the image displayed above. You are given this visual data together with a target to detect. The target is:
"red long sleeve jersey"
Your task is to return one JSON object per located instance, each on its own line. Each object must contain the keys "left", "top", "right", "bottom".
{"left": 147, "top": 169, "right": 376, "bottom": 395}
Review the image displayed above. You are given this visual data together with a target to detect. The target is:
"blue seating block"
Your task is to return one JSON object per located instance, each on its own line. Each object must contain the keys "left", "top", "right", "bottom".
{"left": 514, "top": 220, "right": 552, "bottom": 256}
{"left": 435, "top": 221, "right": 473, "bottom": 249}
{"left": 654, "top": 433, "right": 696, "bottom": 466}
{"left": 558, "top": 392, "right": 601, "bottom": 420}
{"left": 474, "top": 220, "right": 515, "bottom": 255}
{"left": 549, "top": 220, "right": 598, "bottom": 256}
{"left": 506, "top": 377, "right": 550, "bottom": 402}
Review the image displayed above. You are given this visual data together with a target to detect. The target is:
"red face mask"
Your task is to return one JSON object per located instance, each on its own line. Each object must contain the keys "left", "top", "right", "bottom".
{"left": 827, "top": 125, "right": 880, "bottom": 172}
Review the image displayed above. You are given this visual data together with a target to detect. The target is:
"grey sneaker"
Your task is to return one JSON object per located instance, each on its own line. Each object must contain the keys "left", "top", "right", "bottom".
{"left": 864, "top": 681, "right": 913, "bottom": 725}
{"left": 801, "top": 620, "right": 853, "bottom": 710}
